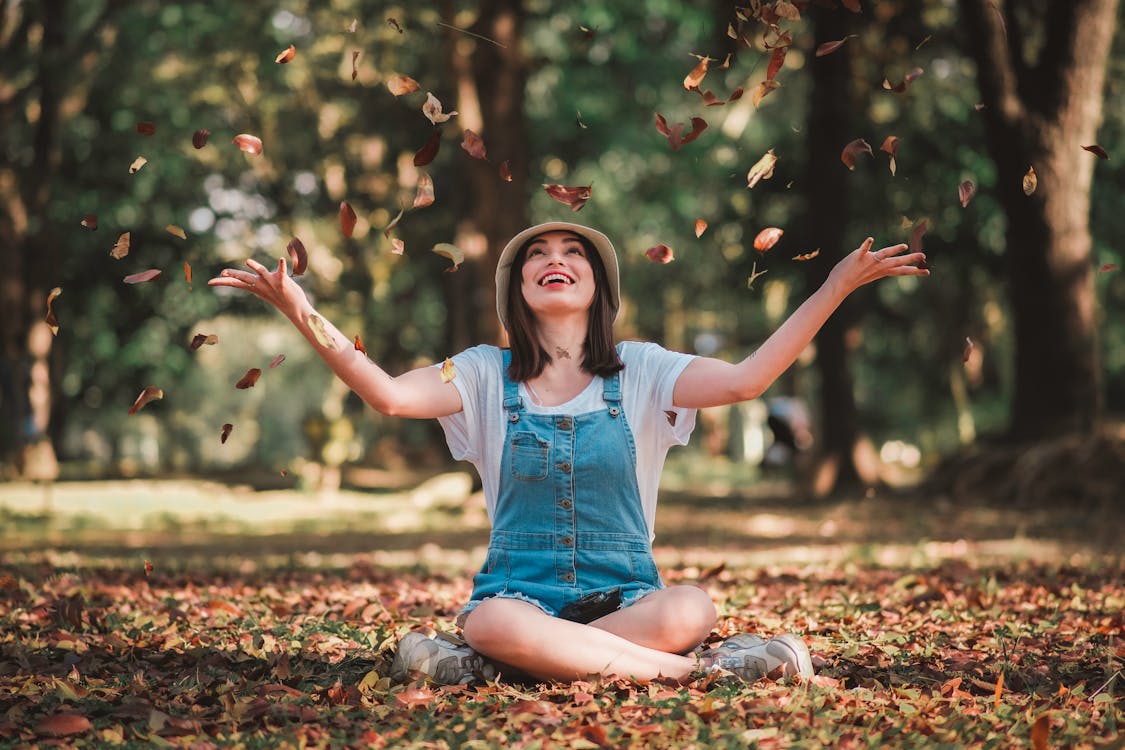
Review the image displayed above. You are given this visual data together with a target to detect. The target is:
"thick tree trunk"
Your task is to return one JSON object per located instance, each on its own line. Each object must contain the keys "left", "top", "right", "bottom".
{"left": 960, "top": 0, "right": 1117, "bottom": 439}
{"left": 445, "top": 0, "right": 529, "bottom": 349}
{"left": 802, "top": 7, "right": 869, "bottom": 496}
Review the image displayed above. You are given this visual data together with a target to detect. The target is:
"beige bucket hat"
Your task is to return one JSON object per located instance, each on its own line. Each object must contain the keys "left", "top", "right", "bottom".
{"left": 494, "top": 222, "right": 620, "bottom": 331}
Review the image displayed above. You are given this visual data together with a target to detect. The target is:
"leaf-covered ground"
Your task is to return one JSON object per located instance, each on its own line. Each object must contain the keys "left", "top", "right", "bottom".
{"left": 1, "top": 480, "right": 1122, "bottom": 748}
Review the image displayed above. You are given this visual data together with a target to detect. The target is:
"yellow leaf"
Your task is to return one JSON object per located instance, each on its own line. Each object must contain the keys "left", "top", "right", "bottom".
{"left": 307, "top": 314, "right": 341, "bottom": 351}
{"left": 440, "top": 358, "right": 456, "bottom": 383}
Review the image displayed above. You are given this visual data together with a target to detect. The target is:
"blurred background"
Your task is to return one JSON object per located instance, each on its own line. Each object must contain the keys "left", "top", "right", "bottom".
{"left": 2, "top": 0, "right": 1123, "bottom": 515}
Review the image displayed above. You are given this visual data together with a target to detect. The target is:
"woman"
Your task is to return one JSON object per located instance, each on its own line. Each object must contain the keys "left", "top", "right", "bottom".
{"left": 210, "top": 221, "right": 927, "bottom": 685}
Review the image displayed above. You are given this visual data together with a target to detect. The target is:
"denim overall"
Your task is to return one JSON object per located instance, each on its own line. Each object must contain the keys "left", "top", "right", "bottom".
{"left": 463, "top": 349, "right": 664, "bottom": 622}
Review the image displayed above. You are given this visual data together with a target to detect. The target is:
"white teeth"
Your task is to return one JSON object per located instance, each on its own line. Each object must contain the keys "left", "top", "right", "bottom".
{"left": 540, "top": 273, "right": 572, "bottom": 285}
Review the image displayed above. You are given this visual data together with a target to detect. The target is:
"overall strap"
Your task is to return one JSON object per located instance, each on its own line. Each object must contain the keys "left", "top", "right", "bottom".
{"left": 500, "top": 349, "right": 523, "bottom": 417}
{"left": 602, "top": 342, "right": 623, "bottom": 415}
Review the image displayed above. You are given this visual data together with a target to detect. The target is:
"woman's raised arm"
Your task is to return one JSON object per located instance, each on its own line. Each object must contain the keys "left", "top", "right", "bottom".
{"left": 208, "top": 257, "right": 463, "bottom": 419}
{"left": 673, "top": 237, "right": 928, "bottom": 409}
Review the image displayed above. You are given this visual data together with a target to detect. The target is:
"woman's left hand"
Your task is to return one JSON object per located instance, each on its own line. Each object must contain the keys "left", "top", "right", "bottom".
{"left": 827, "top": 237, "right": 929, "bottom": 297}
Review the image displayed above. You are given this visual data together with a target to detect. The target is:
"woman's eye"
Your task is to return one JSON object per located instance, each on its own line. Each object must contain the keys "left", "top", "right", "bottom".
{"left": 528, "top": 248, "right": 544, "bottom": 256}
{"left": 567, "top": 247, "right": 584, "bottom": 255}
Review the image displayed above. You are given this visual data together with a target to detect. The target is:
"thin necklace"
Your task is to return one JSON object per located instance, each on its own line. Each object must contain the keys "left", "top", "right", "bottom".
{"left": 525, "top": 381, "right": 543, "bottom": 405}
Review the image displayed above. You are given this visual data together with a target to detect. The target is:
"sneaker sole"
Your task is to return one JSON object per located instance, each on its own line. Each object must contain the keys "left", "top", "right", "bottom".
{"left": 766, "top": 634, "right": 814, "bottom": 678}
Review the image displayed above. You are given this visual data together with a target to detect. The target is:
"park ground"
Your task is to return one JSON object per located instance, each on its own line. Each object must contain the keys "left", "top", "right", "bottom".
{"left": 0, "top": 459, "right": 1122, "bottom": 748}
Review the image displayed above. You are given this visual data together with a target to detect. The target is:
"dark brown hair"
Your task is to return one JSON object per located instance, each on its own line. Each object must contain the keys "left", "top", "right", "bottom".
{"left": 505, "top": 233, "right": 624, "bottom": 382}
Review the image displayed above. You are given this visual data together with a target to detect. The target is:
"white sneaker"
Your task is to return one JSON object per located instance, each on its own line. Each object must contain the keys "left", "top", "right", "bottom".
{"left": 389, "top": 632, "right": 498, "bottom": 685}
{"left": 700, "top": 633, "right": 813, "bottom": 681}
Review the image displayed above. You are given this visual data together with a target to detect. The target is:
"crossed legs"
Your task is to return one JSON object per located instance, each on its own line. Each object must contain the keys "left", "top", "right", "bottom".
{"left": 460, "top": 585, "right": 717, "bottom": 682}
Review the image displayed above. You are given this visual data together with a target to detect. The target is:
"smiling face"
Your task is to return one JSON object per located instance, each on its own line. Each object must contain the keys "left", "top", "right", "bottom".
{"left": 518, "top": 230, "right": 596, "bottom": 321}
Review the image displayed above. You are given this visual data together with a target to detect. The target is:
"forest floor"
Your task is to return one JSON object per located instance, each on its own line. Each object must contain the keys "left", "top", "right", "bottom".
{"left": 0, "top": 463, "right": 1121, "bottom": 748}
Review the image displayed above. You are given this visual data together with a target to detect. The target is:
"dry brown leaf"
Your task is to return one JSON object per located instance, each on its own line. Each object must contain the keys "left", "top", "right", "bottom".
{"left": 959, "top": 180, "right": 976, "bottom": 208}
{"left": 422, "top": 93, "right": 458, "bottom": 125}
{"left": 269, "top": 354, "right": 285, "bottom": 369}
{"left": 390, "top": 238, "right": 405, "bottom": 255}
{"left": 308, "top": 314, "right": 341, "bottom": 351}
{"left": 433, "top": 243, "right": 464, "bottom": 271}
{"left": 1099, "top": 263, "right": 1119, "bottom": 273}
{"left": 440, "top": 358, "right": 456, "bottom": 383}
{"left": 36, "top": 713, "right": 92, "bottom": 737}
{"left": 543, "top": 184, "right": 592, "bottom": 212}
{"left": 45, "top": 287, "right": 61, "bottom": 335}
{"left": 275, "top": 44, "right": 295, "bottom": 64}
{"left": 340, "top": 201, "right": 358, "bottom": 238}
{"left": 645, "top": 244, "right": 675, "bottom": 263}
{"left": 136, "top": 121, "right": 155, "bottom": 135}
{"left": 413, "top": 173, "right": 435, "bottom": 208}
{"left": 499, "top": 160, "right": 513, "bottom": 182}
{"left": 387, "top": 75, "right": 420, "bottom": 96}
{"left": 883, "top": 67, "right": 924, "bottom": 93}
{"left": 753, "top": 227, "right": 784, "bottom": 252}
{"left": 1082, "top": 144, "right": 1109, "bottom": 160}
{"left": 816, "top": 36, "right": 854, "bottom": 57}
{"left": 962, "top": 337, "right": 974, "bottom": 363}
{"left": 123, "top": 269, "right": 162, "bottom": 284}
{"left": 461, "top": 129, "right": 488, "bottom": 160}
{"left": 233, "top": 134, "right": 263, "bottom": 155}
{"left": 128, "top": 386, "right": 163, "bottom": 415}
{"left": 166, "top": 224, "right": 187, "bottom": 240}
{"left": 752, "top": 79, "right": 781, "bottom": 107}
{"left": 414, "top": 130, "right": 441, "bottom": 167}
{"left": 792, "top": 249, "right": 820, "bottom": 261}
{"left": 746, "top": 149, "right": 778, "bottom": 188}
{"left": 683, "top": 56, "right": 709, "bottom": 90}
{"left": 235, "top": 368, "right": 262, "bottom": 389}
{"left": 694, "top": 219, "right": 708, "bottom": 237}
{"left": 1023, "top": 166, "right": 1037, "bottom": 195}
{"left": 840, "top": 138, "right": 873, "bottom": 170}
{"left": 81, "top": 214, "right": 97, "bottom": 230}
{"left": 287, "top": 237, "right": 308, "bottom": 275}
{"left": 129, "top": 156, "right": 148, "bottom": 174}
{"left": 354, "top": 334, "right": 367, "bottom": 354}
{"left": 189, "top": 333, "right": 218, "bottom": 351}
{"left": 192, "top": 129, "right": 210, "bottom": 149}
{"left": 220, "top": 423, "right": 233, "bottom": 444}
{"left": 110, "top": 232, "right": 130, "bottom": 259}
{"left": 183, "top": 262, "right": 192, "bottom": 288}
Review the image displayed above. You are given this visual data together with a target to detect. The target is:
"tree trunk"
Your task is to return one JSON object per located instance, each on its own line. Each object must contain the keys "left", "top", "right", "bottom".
{"left": 445, "top": 0, "right": 530, "bottom": 349}
{"left": 802, "top": 7, "right": 870, "bottom": 496}
{"left": 960, "top": 0, "right": 1118, "bottom": 439}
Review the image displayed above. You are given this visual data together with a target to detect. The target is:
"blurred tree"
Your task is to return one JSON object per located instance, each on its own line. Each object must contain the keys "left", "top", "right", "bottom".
{"left": 959, "top": 0, "right": 1120, "bottom": 438}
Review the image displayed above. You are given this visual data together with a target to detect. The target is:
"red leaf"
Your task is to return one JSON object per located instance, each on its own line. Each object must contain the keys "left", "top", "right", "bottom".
{"left": 413, "top": 130, "right": 441, "bottom": 167}
{"left": 909, "top": 218, "right": 929, "bottom": 254}
{"left": 654, "top": 113, "right": 707, "bottom": 151}
{"left": 36, "top": 713, "right": 92, "bottom": 737}
{"left": 128, "top": 386, "right": 163, "bottom": 415}
{"left": 396, "top": 687, "right": 435, "bottom": 707}
{"left": 339, "top": 202, "right": 358, "bottom": 238}
{"left": 645, "top": 244, "right": 675, "bottom": 263}
{"left": 841, "top": 0, "right": 862, "bottom": 11}
{"left": 287, "top": 237, "right": 308, "bottom": 275}
{"left": 190, "top": 333, "right": 218, "bottom": 351}
{"left": 543, "top": 184, "right": 592, "bottom": 212}
{"left": 694, "top": 219, "right": 708, "bottom": 237}
{"left": 220, "top": 423, "right": 233, "bottom": 444}
{"left": 1082, "top": 144, "right": 1109, "bottom": 160}
{"left": 136, "top": 121, "right": 156, "bottom": 135}
{"left": 233, "top": 133, "right": 263, "bottom": 155}
{"left": 236, "top": 368, "right": 262, "bottom": 389}
{"left": 881, "top": 135, "right": 900, "bottom": 155}
{"left": 792, "top": 249, "right": 820, "bottom": 261}
{"left": 751, "top": 79, "right": 780, "bottom": 107}
{"left": 816, "top": 37, "right": 853, "bottom": 57}
{"left": 351, "top": 50, "right": 360, "bottom": 81}
{"left": 269, "top": 354, "right": 285, "bottom": 369}
{"left": 413, "top": 173, "right": 435, "bottom": 208}
{"left": 354, "top": 334, "right": 367, "bottom": 354}
{"left": 1030, "top": 714, "right": 1049, "bottom": 750}
{"left": 754, "top": 227, "right": 784, "bottom": 252}
{"left": 45, "top": 287, "right": 62, "bottom": 335}
{"left": 580, "top": 724, "right": 609, "bottom": 747}
{"left": 962, "top": 337, "right": 974, "bottom": 363}
{"left": 840, "top": 138, "right": 873, "bottom": 170}
{"left": 274, "top": 44, "right": 295, "bottom": 64}
{"left": 81, "top": 214, "right": 98, "bottom": 230}
{"left": 184, "top": 261, "right": 192, "bottom": 288}
{"left": 461, "top": 129, "right": 488, "bottom": 160}
{"left": 683, "top": 56, "right": 709, "bottom": 90}
{"left": 387, "top": 74, "right": 420, "bottom": 96}
{"left": 959, "top": 180, "right": 976, "bottom": 208}
{"left": 499, "top": 160, "right": 513, "bottom": 182}
{"left": 192, "top": 129, "right": 210, "bottom": 149}
{"left": 144, "top": 560, "right": 153, "bottom": 575}
{"left": 766, "top": 46, "right": 787, "bottom": 81}
{"left": 883, "top": 67, "right": 924, "bottom": 93}
{"left": 1099, "top": 263, "right": 1118, "bottom": 273}
{"left": 110, "top": 232, "right": 130, "bottom": 259}
{"left": 123, "top": 269, "right": 162, "bottom": 284}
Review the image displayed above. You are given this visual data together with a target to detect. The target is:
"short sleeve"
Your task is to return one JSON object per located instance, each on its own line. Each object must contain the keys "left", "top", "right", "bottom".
{"left": 436, "top": 345, "right": 501, "bottom": 463}
{"left": 619, "top": 341, "right": 697, "bottom": 447}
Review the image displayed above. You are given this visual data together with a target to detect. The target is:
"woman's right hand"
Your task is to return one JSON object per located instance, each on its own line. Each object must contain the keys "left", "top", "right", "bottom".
{"left": 208, "top": 257, "right": 309, "bottom": 319}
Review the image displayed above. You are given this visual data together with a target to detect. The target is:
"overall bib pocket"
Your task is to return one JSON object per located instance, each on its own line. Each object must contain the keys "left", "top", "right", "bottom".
{"left": 509, "top": 431, "right": 550, "bottom": 480}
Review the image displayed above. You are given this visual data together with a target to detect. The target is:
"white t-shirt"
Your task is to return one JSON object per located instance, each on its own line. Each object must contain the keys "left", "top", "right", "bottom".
{"left": 437, "top": 341, "right": 698, "bottom": 541}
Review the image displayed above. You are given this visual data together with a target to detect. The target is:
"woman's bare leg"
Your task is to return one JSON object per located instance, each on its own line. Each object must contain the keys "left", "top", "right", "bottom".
{"left": 587, "top": 585, "right": 717, "bottom": 653}
{"left": 461, "top": 597, "right": 699, "bottom": 682}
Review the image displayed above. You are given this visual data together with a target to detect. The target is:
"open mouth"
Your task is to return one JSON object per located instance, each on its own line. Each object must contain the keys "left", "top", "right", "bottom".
{"left": 538, "top": 272, "right": 574, "bottom": 287}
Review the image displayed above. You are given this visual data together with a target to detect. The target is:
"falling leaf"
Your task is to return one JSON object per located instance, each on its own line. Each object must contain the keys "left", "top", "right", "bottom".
{"left": 958, "top": 180, "right": 976, "bottom": 208}
{"left": 544, "top": 184, "right": 592, "bottom": 212}
{"left": 683, "top": 56, "right": 709, "bottom": 90}
{"left": 387, "top": 75, "right": 420, "bottom": 96}
{"left": 576, "top": 110, "right": 587, "bottom": 128}
{"left": 773, "top": 0, "right": 800, "bottom": 19}
{"left": 909, "top": 218, "right": 930, "bottom": 254}
{"left": 129, "top": 156, "right": 148, "bottom": 174}
{"left": 1098, "top": 263, "right": 1118, "bottom": 273}
{"left": 233, "top": 134, "right": 263, "bottom": 155}
{"left": 578, "top": 24, "right": 597, "bottom": 41}
{"left": 414, "top": 130, "right": 441, "bottom": 167}
{"left": 746, "top": 149, "right": 778, "bottom": 188}
{"left": 840, "top": 138, "right": 873, "bottom": 170}
{"left": 390, "top": 238, "right": 405, "bottom": 255}
{"left": 816, "top": 36, "right": 854, "bottom": 57}
{"left": 351, "top": 50, "right": 360, "bottom": 81}
{"left": 287, "top": 237, "right": 308, "bottom": 275}
{"left": 461, "top": 129, "right": 488, "bottom": 160}
{"left": 752, "top": 79, "right": 781, "bottom": 107}
{"left": 166, "top": 224, "right": 187, "bottom": 239}
{"left": 387, "top": 17, "right": 404, "bottom": 33}
{"left": 1022, "top": 166, "right": 1037, "bottom": 195}
{"left": 792, "top": 249, "right": 820, "bottom": 261}
{"left": 340, "top": 201, "right": 358, "bottom": 238}
{"left": 235, "top": 368, "right": 262, "bottom": 389}
{"left": 220, "top": 423, "right": 233, "bottom": 444}
{"left": 45, "top": 287, "right": 62, "bottom": 335}
{"left": 144, "top": 560, "right": 153, "bottom": 575}
{"left": 766, "top": 46, "right": 787, "bottom": 81}
{"left": 383, "top": 207, "right": 404, "bottom": 238}
{"left": 308, "top": 314, "right": 341, "bottom": 350}
{"left": 694, "top": 219, "right": 708, "bottom": 237}
{"left": 654, "top": 114, "right": 708, "bottom": 151}
{"left": 110, "top": 232, "right": 130, "bottom": 259}
{"left": 413, "top": 173, "right": 435, "bottom": 208}
{"left": 883, "top": 67, "right": 924, "bottom": 93}
{"left": 881, "top": 135, "right": 900, "bottom": 175}
{"left": 440, "top": 358, "right": 456, "bottom": 383}
{"left": 499, "top": 160, "right": 513, "bottom": 182}
{"left": 962, "top": 337, "right": 974, "bottom": 363}
{"left": 269, "top": 354, "right": 286, "bottom": 369}
{"left": 1082, "top": 144, "right": 1109, "bottom": 160}
{"left": 189, "top": 333, "right": 218, "bottom": 351}
{"left": 753, "top": 227, "right": 784, "bottom": 252}
{"left": 841, "top": 0, "right": 862, "bottom": 11}
{"left": 128, "top": 386, "right": 163, "bottom": 415}
{"left": 192, "top": 129, "right": 210, "bottom": 149}
{"left": 123, "top": 269, "right": 162, "bottom": 284}
{"left": 183, "top": 262, "right": 192, "bottom": 288}
{"left": 136, "top": 121, "right": 155, "bottom": 135}
{"left": 433, "top": 243, "right": 465, "bottom": 271}
{"left": 275, "top": 44, "right": 295, "bottom": 64}
{"left": 346, "top": 18, "right": 358, "bottom": 33}
{"left": 645, "top": 244, "right": 675, "bottom": 263}
{"left": 35, "top": 713, "right": 92, "bottom": 737}
{"left": 747, "top": 261, "right": 768, "bottom": 289}
{"left": 422, "top": 93, "right": 458, "bottom": 125}
{"left": 81, "top": 214, "right": 97, "bottom": 230}
{"left": 354, "top": 335, "right": 367, "bottom": 354}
